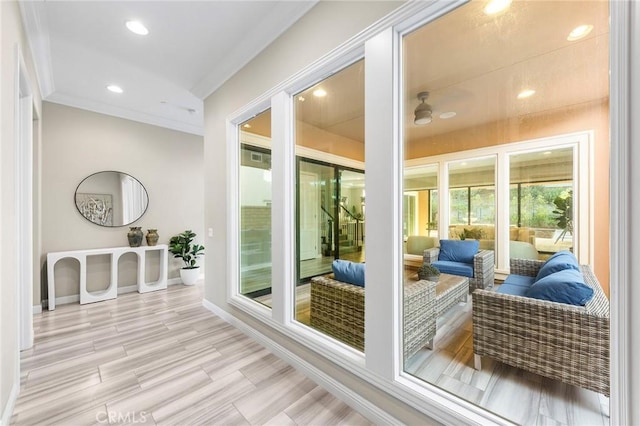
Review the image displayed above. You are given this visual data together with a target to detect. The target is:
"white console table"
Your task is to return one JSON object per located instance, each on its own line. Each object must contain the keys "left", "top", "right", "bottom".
{"left": 47, "top": 244, "right": 168, "bottom": 310}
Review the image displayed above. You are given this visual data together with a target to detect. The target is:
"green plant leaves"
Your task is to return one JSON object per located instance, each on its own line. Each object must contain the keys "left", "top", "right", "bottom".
{"left": 168, "top": 230, "right": 205, "bottom": 268}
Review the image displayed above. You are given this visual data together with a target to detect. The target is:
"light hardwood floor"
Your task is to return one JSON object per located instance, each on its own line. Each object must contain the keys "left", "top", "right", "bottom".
{"left": 404, "top": 297, "right": 610, "bottom": 426}
{"left": 11, "top": 284, "right": 370, "bottom": 426}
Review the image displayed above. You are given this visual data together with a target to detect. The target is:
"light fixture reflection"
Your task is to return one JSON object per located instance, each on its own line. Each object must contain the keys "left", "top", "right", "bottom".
{"left": 517, "top": 89, "right": 536, "bottom": 99}
{"left": 106, "top": 85, "right": 123, "bottom": 94}
{"left": 126, "top": 20, "right": 149, "bottom": 36}
{"left": 484, "top": 0, "right": 512, "bottom": 15}
{"left": 567, "top": 24, "right": 594, "bottom": 41}
{"left": 313, "top": 89, "right": 327, "bottom": 97}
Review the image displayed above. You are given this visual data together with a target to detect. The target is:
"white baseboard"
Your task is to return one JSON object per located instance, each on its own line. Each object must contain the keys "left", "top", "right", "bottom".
{"left": 0, "top": 381, "right": 19, "bottom": 426}
{"left": 201, "top": 298, "right": 400, "bottom": 425}
{"left": 32, "top": 305, "right": 42, "bottom": 315}
{"left": 42, "top": 278, "right": 188, "bottom": 308}
{"left": 54, "top": 294, "right": 80, "bottom": 306}
{"left": 167, "top": 277, "right": 182, "bottom": 286}
{"left": 117, "top": 285, "right": 138, "bottom": 294}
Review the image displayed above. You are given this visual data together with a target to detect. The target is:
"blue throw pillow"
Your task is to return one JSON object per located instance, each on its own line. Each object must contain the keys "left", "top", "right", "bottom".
{"left": 535, "top": 250, "right": 580, "bottom": 281}
{"left": 332, "top": 259, "right": 365, "bottom": 287}
{"left": 438, "top": 239, "right": 479, "bottom": 264}
{"left": 526, "top": 268, "right": 594, "bottom": 306}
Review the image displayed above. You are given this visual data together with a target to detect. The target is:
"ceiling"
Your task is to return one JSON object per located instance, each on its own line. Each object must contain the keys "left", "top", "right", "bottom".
{"left": 20, "top": 1, "right": 318, "bottom": 135}
{"left": 245, "top": 0, "right": 609, "bottom": 147}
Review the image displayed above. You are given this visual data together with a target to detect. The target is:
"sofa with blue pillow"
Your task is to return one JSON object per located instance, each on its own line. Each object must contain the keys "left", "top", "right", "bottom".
{"left": 497, "top": 251, "right": 594, "bottom": 305}
{"left": 423, "top": 239, "right": 495, "bottom": 291}
{"left": 472, "top": 251, "right": 610, "bottom": 396}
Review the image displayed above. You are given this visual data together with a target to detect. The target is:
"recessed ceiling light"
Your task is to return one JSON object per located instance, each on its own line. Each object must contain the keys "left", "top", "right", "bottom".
{"left": 243, "top": 124, "right": 251, "bottom": 128}
{"left": 126, "top": 20, "right": 149, "bottom": 36}
{"left": 313, "top": 89, "right": 327, "bottom": 98}
{"left": 106, "top": 85, "right": 123, "bottom": 94}
{"left": 567, "top": 24, "right": 594, "bottom": 41}
{"left": 543, "top": 151, "right": 552, "bottom": 155}
{"left": 483, "top": 0, "right": 512, "bottom": 15}
{"left": 439, "top": 111, "right": 457, "bottom": 119}
{"left": 517, "top": 89, "right": 536, "bottom": 99}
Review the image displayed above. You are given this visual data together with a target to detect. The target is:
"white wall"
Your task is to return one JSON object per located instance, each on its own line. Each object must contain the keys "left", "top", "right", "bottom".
{"left": 0, "top": 0, "right": 43, "bottom": 422}
{"left": 41, "top": 102, "right": 204, "bottom": 300}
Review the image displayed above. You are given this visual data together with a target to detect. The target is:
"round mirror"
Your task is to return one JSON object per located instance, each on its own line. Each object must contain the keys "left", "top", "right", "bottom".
{"left": 75, "top": 171, "right": 149, "bottom": 227}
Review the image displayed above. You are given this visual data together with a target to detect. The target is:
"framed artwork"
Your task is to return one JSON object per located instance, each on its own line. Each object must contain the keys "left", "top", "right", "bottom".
{"left": 75, "top": 193, "right": 113, "bottom": 226}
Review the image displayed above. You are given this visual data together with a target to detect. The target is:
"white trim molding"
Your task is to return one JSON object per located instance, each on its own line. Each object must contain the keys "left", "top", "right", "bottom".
{"left": 17, "top": 1, "right": 55, "bottom": 97}
{"left": 609, "top": 0, "right": 635, "bottom": 424}
{"left": 0, "top": 382, "right": 19, "bottom": 426}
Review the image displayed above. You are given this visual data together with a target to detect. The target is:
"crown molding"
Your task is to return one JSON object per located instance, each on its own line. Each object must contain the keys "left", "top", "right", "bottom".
{"left": 18, "top": 1, "right": 55, "bottom": 98}
{"left": 46, "top": 93, "right": 204, "bottom": 136}
{"left": 190, "top": 0, "right": 319, "bottom": 100}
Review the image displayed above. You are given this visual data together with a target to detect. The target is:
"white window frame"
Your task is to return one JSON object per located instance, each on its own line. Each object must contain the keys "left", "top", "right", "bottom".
{"left": 222, "top": 0, "right": 631, "bottom": 423}
{"left": 404, "top": 132, "right": 593, "bottom": 275}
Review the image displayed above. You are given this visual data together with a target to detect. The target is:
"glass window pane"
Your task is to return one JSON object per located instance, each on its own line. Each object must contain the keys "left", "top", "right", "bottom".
{"left": 239, "top": 110, "right": 272, "bottom": 307}
{"left": 509, "top": 148, "right": 574, "bottom": 260}
{"left": 400, "top": 1, "right": 609, "bottom": 422}
{"left": 294, "top": 60, "right": 365, "bottom": 347}
{"left": 448, "top": 157, "right": 496, "bottom": 241}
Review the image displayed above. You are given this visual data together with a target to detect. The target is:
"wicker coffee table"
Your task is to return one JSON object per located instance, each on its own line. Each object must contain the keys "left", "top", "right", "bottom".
{"left": 434, "top": 273, "right": 469, "bottom": 318}
{"left": 405, "top": 270, "right": 469, "bottom": 319}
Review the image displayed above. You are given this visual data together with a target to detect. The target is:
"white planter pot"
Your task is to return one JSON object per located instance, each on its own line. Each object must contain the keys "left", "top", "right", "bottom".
{"left": 180, "top": 267, "right": 200, "bottom": 286}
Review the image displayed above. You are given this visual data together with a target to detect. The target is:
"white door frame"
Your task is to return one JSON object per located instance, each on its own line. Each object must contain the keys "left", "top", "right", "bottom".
{"left": 15, "top": 46, "right": 34, "bottom": 351}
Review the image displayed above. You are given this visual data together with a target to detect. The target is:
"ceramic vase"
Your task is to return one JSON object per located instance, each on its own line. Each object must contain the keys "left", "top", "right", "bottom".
{"left": 127, "top": 227, "right": 143, "bottom": 247}
{"left": 146, "top": 229, "right": 159, "bottom": 246}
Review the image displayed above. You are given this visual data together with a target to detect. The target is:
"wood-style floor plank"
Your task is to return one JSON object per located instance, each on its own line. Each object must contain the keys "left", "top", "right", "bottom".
{"left": 11, "top": 284, "right": 371, "bottom": 426}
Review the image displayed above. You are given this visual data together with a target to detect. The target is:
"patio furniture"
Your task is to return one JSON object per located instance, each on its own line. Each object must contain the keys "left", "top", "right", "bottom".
{"left": 309, "top": 271, "right": 469, "bottom": 359}
{"left": 472, "top": 258, "right": 610, "bottom": 396}
{"left": 423, "top": 240, "right": 495, "bottom": 291}
{"left": 404, "top": 235, "right": 439, "bottom": 267}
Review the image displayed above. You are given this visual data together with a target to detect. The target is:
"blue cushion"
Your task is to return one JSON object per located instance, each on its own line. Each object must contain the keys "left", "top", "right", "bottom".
{"left": 432, "top": 260, "right": 474, "bottom": 278}
{"left": 503, "top": 274, "right": 536, "bottom": 289}
{"left": 332, "top": 260, "right": 365, "bottom": 287}
{"left": 438, "top": 239, "right": 479, "bottom": 264}
{"left": 497, "top": 283, "right": 530, "bottom": 297}
{"left": 526, "top": 269, "right": 594, "bottom": 306}
{"left": 535, "top": 250, "right": 580, "bottom": 281}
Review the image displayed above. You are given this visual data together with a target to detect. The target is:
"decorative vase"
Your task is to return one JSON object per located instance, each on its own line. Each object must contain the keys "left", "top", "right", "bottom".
{"left": 146, "top": 229, "right": 159, "bottom": 246}
{"left": 180, "top": 267, "right": 200, "bottom": 286}
{"left": 127, "top": 227, "right": 143, "bottom": 247}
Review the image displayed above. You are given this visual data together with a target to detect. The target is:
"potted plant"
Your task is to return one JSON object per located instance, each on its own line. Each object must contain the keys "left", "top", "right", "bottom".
{"left": 169, "top": 230, "right": 205, "bottom": 285}
{"left": 552, "top": 190, "right": 573, "bottom": 243}
{"left": 417, "top": 263, "right": 440, "bottom": 282}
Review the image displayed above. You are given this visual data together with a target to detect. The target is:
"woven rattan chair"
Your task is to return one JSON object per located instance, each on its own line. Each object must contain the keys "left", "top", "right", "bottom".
{"left": 423, "top": 246, "right": 494, "bottom": 291}
{"left": 309, "top": 274, "right": 436, "bottom": 360}
{"left": 472, "top": 258, "right": 610, "bottom": 396}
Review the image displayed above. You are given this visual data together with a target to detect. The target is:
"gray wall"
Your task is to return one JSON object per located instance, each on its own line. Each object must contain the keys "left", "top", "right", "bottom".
{"left": 202, "top": 1, "right": 443, "bottom": 424}
{"left": 41, "top": 102, "right": 204, "bottom": 301}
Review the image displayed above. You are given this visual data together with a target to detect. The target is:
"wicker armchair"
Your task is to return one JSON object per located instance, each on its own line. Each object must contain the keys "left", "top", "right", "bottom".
{"left": 310, "top": 274, "right": 436, "bottom": 360}
{"left": 472, "top": 258, "right": 610, "bottom": 396}
{"left": 423, "top": 247, "right": 494, "bottom": 291}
